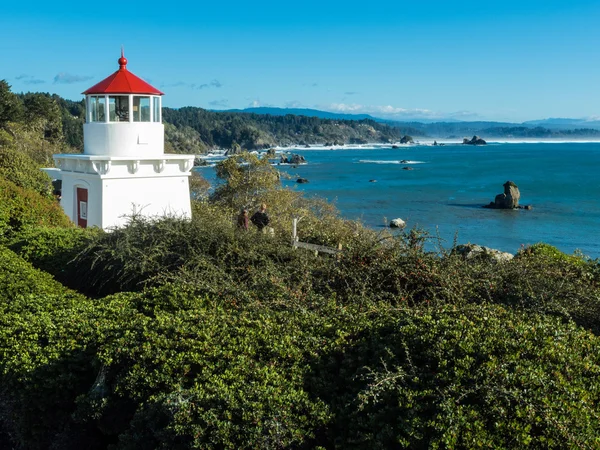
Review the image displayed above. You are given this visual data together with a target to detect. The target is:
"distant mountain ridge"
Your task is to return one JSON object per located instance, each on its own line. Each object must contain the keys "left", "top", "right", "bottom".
{"left": 522, "top": 118, "right": 600, "bottom": 130}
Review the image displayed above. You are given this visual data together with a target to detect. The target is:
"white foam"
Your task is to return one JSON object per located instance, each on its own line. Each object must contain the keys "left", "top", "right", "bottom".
{"left": 357, "top": 160, "right": 426, "bottom": 165}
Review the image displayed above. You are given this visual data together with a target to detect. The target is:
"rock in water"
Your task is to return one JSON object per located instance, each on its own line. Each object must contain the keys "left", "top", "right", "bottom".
{"left": 495, "top": 181, "right": 520, "bottom": 209}
{"left": 485, "top": 181, "right": 521, "bottom": 209}
{"left": 390, "top": 218, "right": 406, "bottom": 228}
{"left": 463, "top": 135, "right": 487, "bottom": 145}
{"left": 296, "top": 178, "right": 309, "bottom": 184}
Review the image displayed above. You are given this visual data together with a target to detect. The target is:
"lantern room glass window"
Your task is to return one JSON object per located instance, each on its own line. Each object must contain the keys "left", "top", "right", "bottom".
{"left": 108, "top": 96, "right": 129, "bottom": 122}
{"left": 153, "top": 97, "right": 161, "bottom": 123}
{"left": 88, "top": 96, "right": 106, "bottom": 122}
{"left": 133, "top": 96, "right": 151, "bottom": 122}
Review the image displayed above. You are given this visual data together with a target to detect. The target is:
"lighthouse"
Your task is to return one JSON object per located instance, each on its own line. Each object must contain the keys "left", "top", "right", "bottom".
{"left": 52, "top": 51, "right": 194, "bottom": 229}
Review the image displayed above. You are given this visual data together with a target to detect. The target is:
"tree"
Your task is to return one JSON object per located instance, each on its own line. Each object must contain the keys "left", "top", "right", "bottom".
{"left": 0, "top": 80, "right": 23, "bottom": 130}
{"left": 0, "top": 147, "right": 53, "bottom": 197}
{"left": 22, "top": 93, "right": 63, "bottom": 144}
{"left": 212, "top": 152, "right": 280, "bottom": 209}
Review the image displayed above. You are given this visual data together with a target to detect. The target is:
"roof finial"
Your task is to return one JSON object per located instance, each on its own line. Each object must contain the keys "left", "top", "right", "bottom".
{"left": 118, "top": 46, "right": 128, "bottom": 70}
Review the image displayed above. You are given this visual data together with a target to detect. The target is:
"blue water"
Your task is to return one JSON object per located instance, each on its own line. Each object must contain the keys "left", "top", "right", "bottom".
{"left": 197, "top": 142, "right": 600, "bottom": 258}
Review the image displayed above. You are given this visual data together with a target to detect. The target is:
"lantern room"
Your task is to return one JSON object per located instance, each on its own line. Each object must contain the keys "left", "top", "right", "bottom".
{"left": 81, "top": 51, "right": 165, "bottom": 157}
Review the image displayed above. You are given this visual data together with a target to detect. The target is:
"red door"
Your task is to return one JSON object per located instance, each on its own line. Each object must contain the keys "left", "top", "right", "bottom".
{"left": 76, "top": 188, "right": 88, "bottom": 228}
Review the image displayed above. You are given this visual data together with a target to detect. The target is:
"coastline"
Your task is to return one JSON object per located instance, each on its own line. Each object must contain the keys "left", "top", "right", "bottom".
{"left": 272, "top": 138, "right": 600, "bottom": 152}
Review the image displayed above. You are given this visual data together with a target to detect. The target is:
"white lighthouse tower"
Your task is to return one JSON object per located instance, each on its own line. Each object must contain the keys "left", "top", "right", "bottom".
{"left": 53, "top": 51, "right": 194, "bottom": 229}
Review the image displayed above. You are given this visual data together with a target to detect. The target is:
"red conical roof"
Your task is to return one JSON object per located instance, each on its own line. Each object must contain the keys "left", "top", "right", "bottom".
{"left": 82, "top": 50, "right": 163, "bottom": 95}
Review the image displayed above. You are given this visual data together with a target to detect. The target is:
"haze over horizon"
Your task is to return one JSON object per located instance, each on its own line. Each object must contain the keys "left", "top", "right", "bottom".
{"left": 2, "top": 0, "right": 599, "bottom": 123}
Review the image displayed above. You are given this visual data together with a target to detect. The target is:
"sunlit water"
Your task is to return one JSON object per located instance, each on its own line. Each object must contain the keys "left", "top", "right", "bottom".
{"left": 196, "top": 142, "right": 600, "bottom": 258}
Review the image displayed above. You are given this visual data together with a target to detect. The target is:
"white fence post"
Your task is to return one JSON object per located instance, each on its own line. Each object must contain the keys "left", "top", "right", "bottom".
{"left": 292, "top": 218, "right": 298, "bottom": 242}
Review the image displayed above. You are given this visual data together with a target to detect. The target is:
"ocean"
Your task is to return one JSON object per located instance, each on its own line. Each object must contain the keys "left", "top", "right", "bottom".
{"left": 196, "top": 142, "right": 600, "bottom": 259}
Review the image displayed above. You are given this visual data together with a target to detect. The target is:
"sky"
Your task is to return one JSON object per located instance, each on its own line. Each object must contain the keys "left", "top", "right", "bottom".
{"left": 2, "top": 0, "right": 600, "bottom": 122}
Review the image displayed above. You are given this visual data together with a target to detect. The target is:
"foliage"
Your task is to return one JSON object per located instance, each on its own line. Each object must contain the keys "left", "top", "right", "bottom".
{"left": 0, "top": 80, "right": 23, "bottom": 128}
{"left": 310, "top": 304, "right": 600, "bottom": 449}
{"left": 0, "top": 247, "right": 101, "bottom": 450}
{"left": 0, "top": 146, "right": 54, "bottom": 196}
{"left": 164, "top": 122, "right": 207, "bottom": 154}
{"left": 0, "top": 246, "right": 82, "bottom": 299}
{"left": 188, "top": 171, "right": 211, "bottom": 200}
{"left": 7, "top": 226, "right": 97, "bottom": 281}
{"left": 212, "top": 152, "right": 281, "bottom": 209}
{"left": 162, "top": 106, "right": 407, "bottom": 150}
{"left": 21, "top": 92, "right": 64, "bottom": 144}
{"left": 0, "top": 178, "right": 72, "bottom": 239}
{"left": 1, "top": 266, "right": 600, "bottom": 448}
{"left": 516, "top": 242, "right": 588, "bottom": 266}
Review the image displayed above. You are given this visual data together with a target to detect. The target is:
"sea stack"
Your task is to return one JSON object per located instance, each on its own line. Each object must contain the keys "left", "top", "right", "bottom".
{"left": 463, "top": 135, "right": 487, "bottom": 145}
{"left": 484, "top": 181, "right": 520, "bottom": 209}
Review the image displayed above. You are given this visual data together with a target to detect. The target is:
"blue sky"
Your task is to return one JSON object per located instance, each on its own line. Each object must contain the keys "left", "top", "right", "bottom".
{"left": 2, "top": 0, "right": 599, "bottom": 122}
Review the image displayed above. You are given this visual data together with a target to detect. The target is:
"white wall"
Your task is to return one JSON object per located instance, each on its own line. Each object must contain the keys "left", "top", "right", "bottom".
{"left": 54, "top": 154, "right": 194, "bottom": 230}
{"left": 59, "top": 173, "right": 103, "bottom": 227}
{"left": 101, "top": 176, "right": 192, "bottom": 229}
{"left": 84, "top": 122, "right": 164, "bottom": 157}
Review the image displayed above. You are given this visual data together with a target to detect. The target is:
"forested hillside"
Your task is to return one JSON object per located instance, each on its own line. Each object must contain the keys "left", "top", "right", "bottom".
{"left": 162, "top": 106, "right": 417, "bottom": 152}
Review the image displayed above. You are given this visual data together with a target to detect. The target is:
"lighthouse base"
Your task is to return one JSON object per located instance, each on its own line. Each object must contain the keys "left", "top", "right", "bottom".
{"left": 53, "top": 154, "right": 194, "bottom": 230}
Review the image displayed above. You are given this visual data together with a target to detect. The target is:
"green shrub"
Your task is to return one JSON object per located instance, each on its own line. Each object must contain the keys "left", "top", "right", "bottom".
{"left": 69, "top": 210, "right": 327, "bottom": 302}
{"left": 0, "top": 246, "right": 98, "bottom": 449}
{"left": 2, "top": 252, "right": 600, "bottom": 449}
{"left": 7, "top": 226, "right": 97, "bottom": 281}
{"left": 310, "top": 304, "right": 600, "bottom": 449}
{"left": 0, "top": 178, "right": 72, "bottom": 239}
{"left": 0, "top": 147, "right": 53, "bottom": 197}
{"left": 69, "top": 284, "right": 336, "bottom": 449}
{"left": 516, "top": 242, "right": 588, "bottom": 266}
{"left": 0, "top": 246, "right": 82, "bottom": 299}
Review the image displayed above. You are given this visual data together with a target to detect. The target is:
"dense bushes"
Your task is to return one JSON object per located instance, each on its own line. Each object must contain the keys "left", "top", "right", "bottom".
{"left": 310, "top": 305, "right": 600, "bottom": 449}
{"left": 6, "top": 226, "right": 97, "bottom": 283}
{"left": 1, "top": 274, "right": 600, "bottom": 448}
{"left": 0, "top": 247, "right": 96, "bottom": 449}
{"left": 0, "top": 246, "right": 82, "bottom": 299}
{"left": 55, "top": 209, "right": 600, "bottom": 337}
{"left": 0, "top": 147, "right": 53, "bottom": 196}
{"left": 0, "top": 178, "right": 72, "bottom": 239}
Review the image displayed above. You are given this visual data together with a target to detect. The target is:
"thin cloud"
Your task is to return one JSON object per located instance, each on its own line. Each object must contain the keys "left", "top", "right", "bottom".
{"left": 344, "top": 91, "right": 359, "bottom": 95}
{"left": 15, "top": 74, "right": 46, "bottom": 84}
{"left": 284, "top": 101, "right": 304, "bottom": 108}
{"left": 321, "top": 103, "right": 440, "bottom": 118}
{"left": 53, "top": 73, "right": 93, "bottom": 84}
{"left": 320, "top": 103, "right": 485, "bottom": 121}
{"left": 194, "top": 79, "right": 222, "bottom": 90}
{"left": 161, "top": 80, "right": 222, "bottom": 90}
{"left": 24, "top": 79, "right": 45, "bottom": 85}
